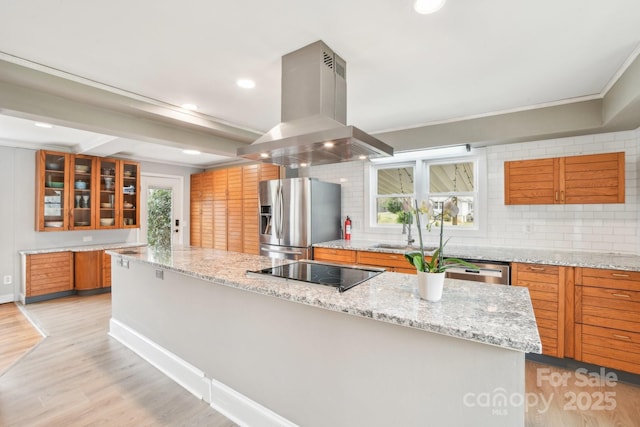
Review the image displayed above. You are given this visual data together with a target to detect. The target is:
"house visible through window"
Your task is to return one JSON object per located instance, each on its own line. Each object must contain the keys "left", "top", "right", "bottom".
{"left": 371, "top": 154, "right": 480, "bottom": 231}
{"left": 427, "top": 161, "right": 475, "bottom": 228}
{"left": 375, "top": 165, "right": 415, "bottom": 225}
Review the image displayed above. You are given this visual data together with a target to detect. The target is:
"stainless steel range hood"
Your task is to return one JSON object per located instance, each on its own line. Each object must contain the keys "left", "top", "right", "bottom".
{"left": 237, "top": 40, "right": 393, "bottom": 168}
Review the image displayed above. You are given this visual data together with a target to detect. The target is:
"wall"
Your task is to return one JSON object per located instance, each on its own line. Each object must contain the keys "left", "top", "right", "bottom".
{"left": 310, "top": 128, "right": 639, "bottom": 254}
{"left": 0, "top": 145, "right": 199, "bottom": 302}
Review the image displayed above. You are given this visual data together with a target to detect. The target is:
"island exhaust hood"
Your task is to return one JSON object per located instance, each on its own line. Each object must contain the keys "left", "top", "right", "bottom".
{"left": 237, "top": 40, "right": 393, "bottom": 168}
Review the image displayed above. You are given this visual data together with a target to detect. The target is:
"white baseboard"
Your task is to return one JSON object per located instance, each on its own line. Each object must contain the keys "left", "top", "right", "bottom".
{"left": 109, "top": 318, "right": 209, "bottom": 400}
{"left": 209, "top": 376, "right": 298, "bottom": 427}
{"left": 109, "top": 318, "right": 297, "bottom": 427}
{"left": 0, "top": 294, "right": 14, "bottom": 304}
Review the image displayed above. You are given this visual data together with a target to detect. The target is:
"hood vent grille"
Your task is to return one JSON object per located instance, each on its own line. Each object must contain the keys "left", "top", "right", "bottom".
{"left": 237, "top": 40, "right": 393, "bottom": 168}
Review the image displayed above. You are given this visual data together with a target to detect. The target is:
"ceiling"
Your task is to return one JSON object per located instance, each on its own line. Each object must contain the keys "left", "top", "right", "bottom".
{"left": 1, "top": 0, "right": 639, "bottom": 168}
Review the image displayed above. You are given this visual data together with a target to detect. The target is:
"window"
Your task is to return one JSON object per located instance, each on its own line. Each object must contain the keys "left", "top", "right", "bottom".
{"left": 426, "top": 161, "right": 475, "bottom": 228}
{"left": 369, "top": 151, "right": 483, "bottom": 233}
{"left": 374, "top": 164, "right": 415, "bottom": 225}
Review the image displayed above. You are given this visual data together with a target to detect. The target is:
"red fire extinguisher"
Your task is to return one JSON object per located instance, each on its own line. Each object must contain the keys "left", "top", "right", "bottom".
{"left": 344, "top": 216, "right": 352, "bottom": 240}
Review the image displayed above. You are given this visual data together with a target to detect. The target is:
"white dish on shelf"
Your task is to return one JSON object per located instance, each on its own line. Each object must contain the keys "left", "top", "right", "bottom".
{"left": 123, "top": 202, "right": 134, "bottom": 208}
{"left": 100, "top": 218, "right": 115, "bottom": 226}
{"left": 100, "top": 202, "right": 112, "bottom": 208}
{"left": 75, "top": 165, "right": 90, "bottom": 173}
{"left": 45, "top": 221, "right": 64, "bottom": 227}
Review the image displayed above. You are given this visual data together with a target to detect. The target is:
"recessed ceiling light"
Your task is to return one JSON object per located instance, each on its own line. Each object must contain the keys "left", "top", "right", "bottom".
{"left": 300, "top": 163, "right": 308, "bottom": 167}
{"left": 414, "top": 0, "right": 446, "bottom": 14}
{"left": 181, "top": 103, "right": 199, "bottom": 111}
{"left": 34, "top": 122, "right": 53, "bottom": 129}
{"left": 183, "top": 149, "right": 201, "bottom": 155}
{"left": 260, "top": 152, "right": 270, "bottom": 158}
{"left": 358, "top": 155, "right": 368, "bottom": 160}
{"left": 323, "top": 141, "right": 335, "bottom": 148}
{"left": 237, "top": 79, "right": 256, "bottom": 89}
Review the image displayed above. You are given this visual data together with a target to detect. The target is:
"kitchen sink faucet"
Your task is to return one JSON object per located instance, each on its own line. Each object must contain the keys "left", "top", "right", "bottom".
{"left": 403, "top": 214, "right": 415, "bottom": 247}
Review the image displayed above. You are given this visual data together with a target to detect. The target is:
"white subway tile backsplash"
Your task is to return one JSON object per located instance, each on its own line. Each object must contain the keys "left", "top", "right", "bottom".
{"left": 310, "top": 129, "right": 639, "bottom": 254}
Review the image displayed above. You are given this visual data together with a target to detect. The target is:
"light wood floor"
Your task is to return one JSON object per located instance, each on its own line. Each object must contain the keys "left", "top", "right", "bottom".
{"left": 0, "top": 294, "right": 236, "bottom": 427}
{"left": 3, "top": 295, "right": 640, "bottom": 426}
{"left": 0, "top": 302, "right": 44, "bottom": 375}
{"left": 525, "top": 360, "right": 640, "bottom": 427}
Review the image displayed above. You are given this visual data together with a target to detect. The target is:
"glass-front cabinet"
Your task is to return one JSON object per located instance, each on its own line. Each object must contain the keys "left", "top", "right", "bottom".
{"left": 70, "top": 155, "right": 97, "bottom": 230}
{"left": 121, "top": 161, "right": 140, "bottom": 228}
{"left": 98, "top": 158, "right": 119, "bottom": 229}
{"left": 36, "top": 151, "right": 71, "bottom": 231}
{"left": 36, "top": 150, "right": 140, "bottom": 231}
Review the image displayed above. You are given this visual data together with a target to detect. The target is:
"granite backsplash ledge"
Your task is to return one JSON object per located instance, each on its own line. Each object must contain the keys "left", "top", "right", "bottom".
{"left": 313, "top": 239, "right": 640, "bottom": 271}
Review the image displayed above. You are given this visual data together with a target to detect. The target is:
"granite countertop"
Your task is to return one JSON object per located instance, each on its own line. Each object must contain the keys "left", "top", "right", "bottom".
{"left": 107, "top": 245, "right": 542, "bottom": 354}
{"left": 314, "top": 239, "right": 640, "bottom": 271}
{"left": 19, "top": 242, "right": 146, "bottom": 255}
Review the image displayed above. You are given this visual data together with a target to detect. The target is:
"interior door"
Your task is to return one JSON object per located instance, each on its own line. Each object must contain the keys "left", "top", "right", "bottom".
{"left": 140, "top": 174, "right": 184, "bottom": 246}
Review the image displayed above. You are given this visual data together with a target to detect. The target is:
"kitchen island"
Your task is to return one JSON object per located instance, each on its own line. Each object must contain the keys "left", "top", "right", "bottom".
{"left": 108, "top": 245, "right": 540, "bottom": 427}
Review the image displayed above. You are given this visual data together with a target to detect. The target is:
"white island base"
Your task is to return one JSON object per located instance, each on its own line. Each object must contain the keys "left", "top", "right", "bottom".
{"left": 110, "top": 256, "right": 528, "bottom": 427}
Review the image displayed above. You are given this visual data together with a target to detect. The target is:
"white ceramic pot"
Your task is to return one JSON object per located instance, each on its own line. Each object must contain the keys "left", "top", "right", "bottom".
{"left": 417, "top": 271, "right": 445, "bottom": 302}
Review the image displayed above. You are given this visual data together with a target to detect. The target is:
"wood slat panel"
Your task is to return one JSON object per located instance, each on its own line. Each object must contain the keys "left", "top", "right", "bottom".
{"left": 242, "top": 198, "right": 259, "bottom": 255}
{"left": 356, "top": 251, "right": 409, "bottom": 269}
{"left": 200, "top": 200, "right": 214, "bottom": 248}
{"left": 581, "top": 310, "right": 640, "bottom": 334}
{"left": 314, "top": 248, "right": 356, "bottom": 264}
{"left": 227, "top": 199, "right": 243, "bottom": 253}
{"left": 213, "top": 169, "right": 228, "bottom": 199}
{"left": 227, "top": 168, "right": 242, "bottom": 200}
{"left": 213, "top": 200, "right": 227, "bottom": 250}
{"left": 259, "top": 164, "right": 281, "bottom": 181}
{"left": 102, "top": 251, "right": 112, "bottom": 288}
{"left": 26, "top": 252, "right": 74, "bottom": 297}
{"left": 577, "top": 267, "right": 640, "bottom": 291}
{"left": 242, "top": 165, "right": 259, "bottom": 199}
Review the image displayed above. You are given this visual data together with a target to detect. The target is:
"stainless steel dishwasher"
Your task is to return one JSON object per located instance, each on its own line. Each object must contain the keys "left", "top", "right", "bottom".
{"left": 445, "top": 259, "right": 511, "bottom": 285}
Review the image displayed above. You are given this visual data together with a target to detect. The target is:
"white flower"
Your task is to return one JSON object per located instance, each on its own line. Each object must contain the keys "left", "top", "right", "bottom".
{"left": 443, "top": 199, "right": 459, "bottom": 217}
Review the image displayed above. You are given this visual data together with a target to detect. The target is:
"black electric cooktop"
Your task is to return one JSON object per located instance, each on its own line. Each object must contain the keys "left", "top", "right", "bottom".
{"left": 247, "top": 261, "right": 383, "bottom": 293}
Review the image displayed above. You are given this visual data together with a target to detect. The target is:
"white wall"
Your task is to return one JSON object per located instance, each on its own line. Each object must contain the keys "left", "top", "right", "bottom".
{"left": 310, "top": 128, "right": 640, "bottom": 254}
{"left": 0, "top": 145, "right": 201, "bottom": 302}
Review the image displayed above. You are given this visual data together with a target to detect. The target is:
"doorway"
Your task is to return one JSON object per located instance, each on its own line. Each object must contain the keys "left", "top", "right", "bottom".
{"left": 140, "top": 174, "right": 184, "bottom": 246}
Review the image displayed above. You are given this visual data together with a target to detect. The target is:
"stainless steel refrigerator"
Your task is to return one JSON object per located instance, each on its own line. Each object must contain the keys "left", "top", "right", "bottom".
{"left": 259, "top": 178, "right": 341, "bottom": 259}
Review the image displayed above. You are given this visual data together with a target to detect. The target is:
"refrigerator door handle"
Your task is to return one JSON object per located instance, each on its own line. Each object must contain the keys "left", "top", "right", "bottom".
{"left": 277, "top": 184, "right": 284, "bottom": 239}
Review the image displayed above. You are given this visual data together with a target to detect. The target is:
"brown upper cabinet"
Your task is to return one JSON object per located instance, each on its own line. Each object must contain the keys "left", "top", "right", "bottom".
{"left": 36, "top": 150, "right": 139, "bottom": 231}
{"left": 504, "top": 152, "right": 625, "bottom": 205}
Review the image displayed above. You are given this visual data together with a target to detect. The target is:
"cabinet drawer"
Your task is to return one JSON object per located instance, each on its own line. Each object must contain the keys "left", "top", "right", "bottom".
{"left": 313, "top": 248, "right": 356, "bottom": 264}
{"left": 581, "top": 306, "right": 640, "bottom": 334}
{"left": 577, "top": 267, "right": 640, "bottom": 291}
{"left": 582, "top": 285, "right": 640, "bottom": 307}
{"left": 356, "top": 251, "right": 408, "bottom": 269}
{"left": 579, "top": 324, "right": 640, "bottom": 375}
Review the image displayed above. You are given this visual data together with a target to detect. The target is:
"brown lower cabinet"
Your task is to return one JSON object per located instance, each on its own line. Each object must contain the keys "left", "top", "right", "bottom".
{"left": 511, "top": 263, "right": 573, "bottom": 358}
{"left": 25, "top": 252, "right": 74, "bottom": 300}
{"left": 575, "top": 267, "right": 640, "bottom": 375}
{"left": 74, "top": 250, "right": 111, "bottom": 294}
{"left": 313, "top": 247, "right": 424, "bottom": 274}
{"left": 24, "top": 249, "right": 115, "bottom": 303}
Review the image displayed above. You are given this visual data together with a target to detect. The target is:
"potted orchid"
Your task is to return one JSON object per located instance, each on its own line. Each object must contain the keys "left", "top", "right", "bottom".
{"left": 404, "top": 197, "right": 476, "bottom": 301}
